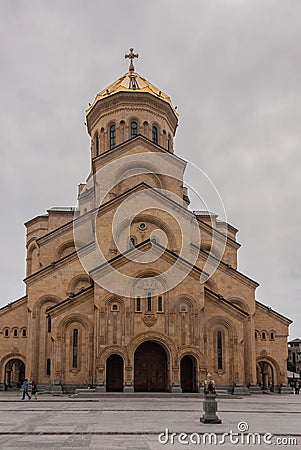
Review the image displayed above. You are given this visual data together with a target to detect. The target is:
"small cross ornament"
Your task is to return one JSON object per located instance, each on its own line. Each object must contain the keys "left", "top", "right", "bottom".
{"left": 125, "top": 48, "right": 139, "bottom": 72}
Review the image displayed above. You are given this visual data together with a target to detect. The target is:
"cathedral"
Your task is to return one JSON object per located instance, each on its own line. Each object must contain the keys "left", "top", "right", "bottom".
{"left": 0, "top": 50, "right": 292, "bottom": 394}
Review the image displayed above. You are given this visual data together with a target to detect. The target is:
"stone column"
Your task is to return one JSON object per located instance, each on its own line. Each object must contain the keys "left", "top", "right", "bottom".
{"left": 170, "top": 366, "right": 182, "bottom": 393}
{"left": 124, "top": 365, "right": 134, "bottom": 392}
{"left": 95, "top": 365, "right": 106, "bottom": 392}
{"left": 27, "top": 309, "right": 37, "bottom": 380}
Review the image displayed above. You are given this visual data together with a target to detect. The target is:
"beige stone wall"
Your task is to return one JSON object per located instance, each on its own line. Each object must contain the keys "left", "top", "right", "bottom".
{"left": 254, "top": 303, "right": 290, "bottom": 385}
{"left": 42, "top": 291, "right": 94, "bottom": 385}
{"left": 0, "top": 299, "right": 28, "bottom": 382}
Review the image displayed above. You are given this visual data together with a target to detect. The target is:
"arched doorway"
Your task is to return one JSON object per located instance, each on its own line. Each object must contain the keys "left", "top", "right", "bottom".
{"left": 5, "top": 359, "right": 25, "bottom": 388}
{"left": 106, "top": 354, "right": 124, "bottom": 392}
{"left": 134, "top": 341, "right": 168, "bottom": 392}
{"left": 257, "top": 361, "right": 275, "bottom": 390}
{"left": 180, "top": 355, "right": 197, "bottom": 392}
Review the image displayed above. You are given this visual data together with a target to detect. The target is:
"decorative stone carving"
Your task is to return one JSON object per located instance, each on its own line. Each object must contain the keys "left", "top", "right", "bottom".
{"left": 142, "top": 314, "right": 158, "bottom": 327}
{"left": 143, "top": 279, "right": 155, "bottom": 290}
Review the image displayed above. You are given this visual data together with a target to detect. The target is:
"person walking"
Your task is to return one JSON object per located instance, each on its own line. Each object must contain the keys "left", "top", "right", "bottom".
{"left": 31, "top": 380, "right": 37, "bottom": 399}
{"left": 22, "top": 379, "right": 31, "bottom": 400}
{"left": 295, "top": 381, "right": 300, "bottom": 395}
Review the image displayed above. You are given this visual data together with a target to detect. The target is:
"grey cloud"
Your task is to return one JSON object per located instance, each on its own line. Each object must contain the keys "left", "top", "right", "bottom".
{"left": 0, "top": 0, "right": 300, "bottom": 337}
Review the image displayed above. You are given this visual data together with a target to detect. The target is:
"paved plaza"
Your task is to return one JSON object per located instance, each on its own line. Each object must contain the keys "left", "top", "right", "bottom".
{"left": 0, "top": 392, "right": 300, "bottom": 449}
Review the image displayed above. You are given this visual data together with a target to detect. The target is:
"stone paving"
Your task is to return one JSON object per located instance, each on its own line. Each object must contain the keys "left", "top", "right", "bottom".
{"left": 0, "top": 391, "right": 300, "bottom": 449}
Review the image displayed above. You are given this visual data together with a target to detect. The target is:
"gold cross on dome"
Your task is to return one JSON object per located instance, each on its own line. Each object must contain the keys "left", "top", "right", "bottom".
{"left": 125, "top": 48, "right": 139, "bottom": 72}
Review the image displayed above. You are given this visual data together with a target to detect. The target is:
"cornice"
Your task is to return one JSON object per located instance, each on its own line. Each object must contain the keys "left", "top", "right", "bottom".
{"left": 92, "top": 181, "right": 192, "bottom": 222}
{"left": 24, "top": 242, "right": 94, "bottom": 285}
{"left": 90, "top": 238, "right": 209, "bottom": 280}
{"left": 92, "top": 134, "right": 185, "bottom": 170}
{"left": 47, "top": 286, "right": 94, "bottom": 317}
{"left": 90, "top": 105, "right": 175, "bottom": 134}
{"left": 25, "top": 215, "right": 48, "bottom": 228}
{"left": 191, "top": 244, "right": 259, "bottom": 289}
{"left": 0, "top": 296, "right": 27, "bottom": 315}
{"left": 87, "top": 91, "right": 178, "bottom": 135}
{"left": 36, "top": 218, "right": 74, "bottom": 246}
{"left": 196, "top": 217, "right": 241, "bottom": 249}
{"left": 204, "top": 287, "right": 249, "bottom": 318}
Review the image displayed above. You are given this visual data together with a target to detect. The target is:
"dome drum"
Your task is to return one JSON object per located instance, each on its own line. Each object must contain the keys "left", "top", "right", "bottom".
{"left": 88, "top": 92, "right": 177, "bottom": 157}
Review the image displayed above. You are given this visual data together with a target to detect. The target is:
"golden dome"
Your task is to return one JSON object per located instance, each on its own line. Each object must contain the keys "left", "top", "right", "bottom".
{"left": 86, "top": 70, "right": 177, "bottom": 117}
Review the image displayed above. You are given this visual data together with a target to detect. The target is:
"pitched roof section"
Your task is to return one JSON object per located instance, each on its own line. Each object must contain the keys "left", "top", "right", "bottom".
{"left": 205, "top": 287, "right": 249, "bottom": 317}
{"left": 0, "top": 296, "right": 27, "bottom": 315}
{"left": 46, "top": 285, "right": 93, "bottom": 314}
{"left": 288, "top": 338, "right": 301, "bottom": 344}
{"left": 90, "top": 238, "right": 209, "bottom": 280}
{"left": 255, "top": 300, "right": 292, "bottom": 325}
{"left": 92, "top": 134, "right": 185, "bottom": 164}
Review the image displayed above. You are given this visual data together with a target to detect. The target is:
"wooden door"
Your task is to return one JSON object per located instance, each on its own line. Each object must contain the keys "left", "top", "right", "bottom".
{"left": 181, "top": 355, "right": 197, "bottom": 392}
{"left": 106, "top": 354, "right": 124, "bottom": 392}
{"left": 134, "top": 342, "right": 167, "bottom": 392}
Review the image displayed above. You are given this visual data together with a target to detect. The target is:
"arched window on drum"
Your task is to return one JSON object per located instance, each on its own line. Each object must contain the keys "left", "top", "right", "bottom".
{"left": 131, "top": 121, "right": 138, "bottom": 138}
{"left": 152, "top": 126, "right": 158, "bottom": 144}
{"left": 110, "top": 124, "right": 116, "bottom": 150}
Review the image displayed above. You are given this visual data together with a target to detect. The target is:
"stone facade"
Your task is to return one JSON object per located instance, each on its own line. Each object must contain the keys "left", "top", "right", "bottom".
{"left": 0, "top": 59, "right": 292, "bottom": 393}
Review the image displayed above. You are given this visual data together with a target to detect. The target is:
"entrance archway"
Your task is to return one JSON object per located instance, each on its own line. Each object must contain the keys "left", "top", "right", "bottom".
{"left": 180, "top": 355, "right": 197, "bottom": 392}
{"left": 106, "top": 354, "right": 124, "bottom": 392}
{"left": 134, "top": 341, "right": 168, "bottom": 392}
{"left": 5, "top": 359, "right": 25, "bottom": 388}
{"left": 257, "top": 361, "right": 275, "bottom": 390}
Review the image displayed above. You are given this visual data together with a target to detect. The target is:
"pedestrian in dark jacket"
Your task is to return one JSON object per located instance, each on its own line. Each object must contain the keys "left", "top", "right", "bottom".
{"left": 31, "top": 380, "right": 37, "bottom": 399}
{"left": 22, "top": 379, "right": 31, "bottom": 400}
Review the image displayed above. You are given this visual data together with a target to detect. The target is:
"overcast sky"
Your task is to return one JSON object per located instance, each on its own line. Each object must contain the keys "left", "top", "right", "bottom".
{"left": 0, "top": 0, "right": 300, "bottom": 338}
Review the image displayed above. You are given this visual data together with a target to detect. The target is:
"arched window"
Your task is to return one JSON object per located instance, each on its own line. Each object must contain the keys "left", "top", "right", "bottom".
{"left": 270, "top": 331, "right": 275, "bottom": 340}
{"left": 158, "top": 296, "right": 163, "bottom": 312}
{"left": 22, "top": 328, "right": 27, "bottom": 337}
{"left": 255, "top": 331, "right": 258, "bottom": 340}
{"left": 72, "top": 329, "right": 79, "bottom": 368}
{"left": 262, "top": 331, "right": 266, "bottom": 340}
{"left": 131, "top": 121, "right": 138, "bottom": 138}
{"left": 95, "top": 132, "right": 99, "bottom": 155}
{"left": 112, "top": 304, "right": 118, "bottom": 311}
{"left": 13, "top": 329, "right": 18, "bottom": 337}
{"left": 4, "top": 328, "right": 9, "bottom": 337}
{"left": 46, "top": 358, "right": 51, "bottom": 376}
{"left": 152, "top": 126, "right": 158, "bottom": 144}
{"left": 147, "top": 292, "right": 152, "bottom": 312}
{"left": 136, "top": 296, "right": 141, "bottom": 312}
{"left": 110, "top": 124, "right": 116, "bottom": 149}
{"left": 217, "top": 331, "right": 223, "bottom": 370}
